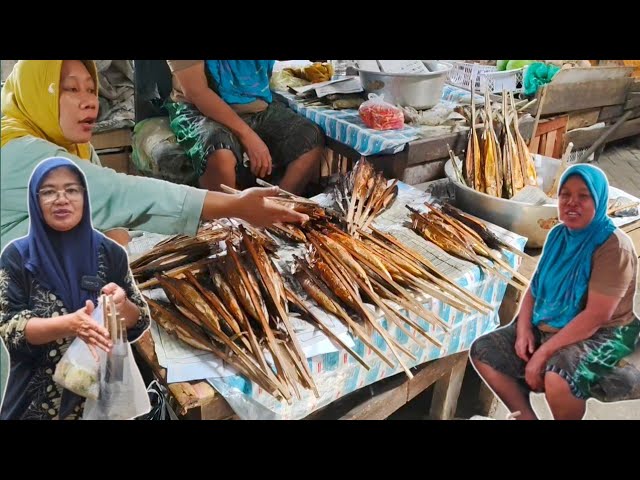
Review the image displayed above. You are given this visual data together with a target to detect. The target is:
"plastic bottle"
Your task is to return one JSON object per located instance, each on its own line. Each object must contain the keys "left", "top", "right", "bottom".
{"left": 331, "top": 60, "right": 348, "bottom": 79}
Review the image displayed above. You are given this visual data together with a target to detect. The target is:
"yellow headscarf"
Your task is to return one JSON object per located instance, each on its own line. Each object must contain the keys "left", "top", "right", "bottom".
{"left": 1, "top": 60, "right": 99, "bottom": 160}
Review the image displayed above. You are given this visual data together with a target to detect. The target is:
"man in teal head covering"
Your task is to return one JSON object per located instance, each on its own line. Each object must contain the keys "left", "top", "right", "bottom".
{"left": 470, "top": 164, "right": 640, "bottom": 420}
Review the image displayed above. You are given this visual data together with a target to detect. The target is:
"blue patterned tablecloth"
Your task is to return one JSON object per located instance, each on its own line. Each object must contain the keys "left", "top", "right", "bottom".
{"left": 276, "top": 91, "right": 422, "bottom": 157}
{"left": 275, "top": 84, "right": 485, "bottom": 158}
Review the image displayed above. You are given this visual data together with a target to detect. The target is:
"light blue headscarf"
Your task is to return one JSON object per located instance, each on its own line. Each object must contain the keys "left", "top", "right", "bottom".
{"left": 530, "top": 164, "right": 616, "bottom": 329}
{"left": 205, "top": 60, "right": 276, "bottom": 105}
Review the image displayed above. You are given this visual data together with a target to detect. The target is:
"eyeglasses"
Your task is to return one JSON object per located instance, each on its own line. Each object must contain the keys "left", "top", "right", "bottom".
{"left": 37, "top": 185, "right": 85, "bottom": 204}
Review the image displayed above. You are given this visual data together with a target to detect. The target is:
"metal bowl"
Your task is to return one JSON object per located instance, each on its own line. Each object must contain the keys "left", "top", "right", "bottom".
{"left": 357, "top": 61, "right": 452, "bottom": 110}
{"left": 444, "top": 155, "right": 562, "bottom": 248}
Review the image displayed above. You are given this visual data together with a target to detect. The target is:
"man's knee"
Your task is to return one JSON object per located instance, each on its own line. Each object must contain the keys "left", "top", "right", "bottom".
{"left": 469, "top": 334, "right": 491, "bottom": 362}
{"left": 205, "top": 149, "right": 237, "bottom": 172}
{"left": 544, "top": 371, "right": 572, "bottom": 399}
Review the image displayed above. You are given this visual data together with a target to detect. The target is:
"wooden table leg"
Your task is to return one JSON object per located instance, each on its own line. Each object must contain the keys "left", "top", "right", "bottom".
{"left": 429, "top": 353, "right": 468, "bottom": 420}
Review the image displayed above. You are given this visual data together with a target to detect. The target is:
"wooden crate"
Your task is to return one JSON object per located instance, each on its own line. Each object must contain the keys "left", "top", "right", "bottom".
{"left": 528, "top": 115, "right": 568, "bottom": 159}
{"left": 92, "top": 128, "right": 132, "bottom": 150}
{"left": 98, "top": 150, "right": 130, "bottom": 174}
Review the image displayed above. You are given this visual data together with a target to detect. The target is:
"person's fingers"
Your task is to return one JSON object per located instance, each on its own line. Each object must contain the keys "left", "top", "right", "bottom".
{"left": 85, "top": 300, "right": 94, "bottom": 315}
{"left": 279, "top": 208, "right": 309, "bottom": 224}
{"left": 89, "top": 321, "right": 111, "bottom": 340}
{"left": 249, "top": 157, "right": 260, "bottom": 176}
{"left": 88, "top": 330, "right": 112, "bottom": 352}
{"left": 87, "top": 344, "right": 99, "bottom": 362}
{"left": 251, "top": 186, "right": 280, "bottom": 198}
{"left": 528, "top": 341, "right": 535, "bottom": 354}
{"left": 101, "top": 282, "right": 117, "bottom": 295}
{"left": 258, "top": 157, "right": 269, "bottom": 178}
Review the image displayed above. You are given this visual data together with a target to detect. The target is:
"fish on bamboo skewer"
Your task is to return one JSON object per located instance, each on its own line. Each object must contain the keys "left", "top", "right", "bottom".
{"left": 359, "top": 180, "right": 399, "bottom": 233}
{"left": 267, "top": 223, "right": 307, "bottom": 243}
{"left": 358, "top": 228, "right": 489, "bottom": 314}
{"left": 240, "top": 227, "right": 319, "bottom": 397}
{"left": 481, "top": 91, "right": 499, "bottom": 198}
{"left": 209, "top": 263, "right": 269, "bottom": 373}
{"left": 153, "top": 274, "right": 286, "bottom": 398}
{"left": 306, "top": 235, "right": 418, "bottom": 377}
{"left": 346, "top": 160, "right": 374, "bottom": 230}
{"left": 364, "top": 228, "right": 494, "bottom": 314}
{"left": 421, "top": 202, "right": 529, "bottom": 288}
{"left": 130, "top": 228, "right": 230, "bottom": 271}
{"left": 408, "top": 207, "right": 527, "bottom": 291}
{"left": 509, "top": 92, "right": 537, "bottom": 188}
{"left": 503, "top": 95, "right": 525, "bottom": 195}
{"left": 285, "top": 285, "right": 371, "bottom": 370}
{"left": 145, "top": 296, "right": 216, "bottom": 353}
{"left": 324, "top": 225, "right": 464, "bottom": 322}
{"left": 293, "top": 256, "right": 395, "bottom": 368}
{"left": 182, "top": 270, "right": 253, "bottom": 352}
{"left": 136, "top": 257, "right": 217, "bottom": 291}
{"left": 440, "top": 202, "right": 535, "bottom": 264}
{"left": 225, "top": 240, "right": 308, "bottom": 399}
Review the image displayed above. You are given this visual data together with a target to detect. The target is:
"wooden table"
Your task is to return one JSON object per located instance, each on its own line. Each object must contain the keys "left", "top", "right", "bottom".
{"left": 135, "top": 331, "right": 470, "bottom": 420}
{"left": 323, "top": 118, "right": 534, "bottom": 187}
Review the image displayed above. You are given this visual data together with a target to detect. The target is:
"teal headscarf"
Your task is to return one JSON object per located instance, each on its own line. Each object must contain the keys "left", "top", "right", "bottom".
{"left": 531, "top": 164, "right": 616, "bottom": 329}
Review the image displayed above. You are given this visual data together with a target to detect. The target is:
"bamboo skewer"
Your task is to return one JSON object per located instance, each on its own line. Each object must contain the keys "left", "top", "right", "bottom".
{"left": 422, "top": 203, "right": 529, "bottom": 287}
{"left": 362, "top": 229, "right": 493, "bottom": 314}
{"left": 241, "top": 229, "right": 319, "bottom": 398}
{"left": 225, "top": 241, "right": 298, "bottom": 400}
{"left": 294, "top": 258, "right": 394, "bottom": 368}
{"left": 286, "top": 287, "right": 370, "bottom": 370}
{"left": 308, "top": 235, "right": 417, "bottom": 377}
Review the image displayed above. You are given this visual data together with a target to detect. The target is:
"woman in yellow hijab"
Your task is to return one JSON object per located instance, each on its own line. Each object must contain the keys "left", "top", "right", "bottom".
{"left": 0, "top": 60, "right": 307, "bottom": 252}
{"left": 1, "top": 60, "right": 98, "bottom": 160}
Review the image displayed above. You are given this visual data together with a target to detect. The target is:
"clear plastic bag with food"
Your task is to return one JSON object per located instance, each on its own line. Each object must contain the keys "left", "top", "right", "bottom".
{"left": 52, "top": 303, "right": 103, "bottom": 400}
{"left": 358, "top": 94, "right": 405, "bottom": 130}
{"left": 82, "top": 295, "right": 150, "bottom": 420}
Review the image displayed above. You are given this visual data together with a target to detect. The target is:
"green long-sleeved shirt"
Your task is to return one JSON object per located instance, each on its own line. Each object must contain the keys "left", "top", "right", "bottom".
{"left": 1, "top": 136, "right": 207, "bottom": 250}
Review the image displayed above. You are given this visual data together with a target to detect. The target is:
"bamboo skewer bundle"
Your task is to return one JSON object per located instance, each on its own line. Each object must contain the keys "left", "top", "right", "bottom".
{"left": 462, "top": 91, "right": 538, "bottom": 200}
{"left": 334, "top": 159, "right": 399, "bottom": 235}
{"left": 408, "top": 206, "right": 528, "bottom": 292}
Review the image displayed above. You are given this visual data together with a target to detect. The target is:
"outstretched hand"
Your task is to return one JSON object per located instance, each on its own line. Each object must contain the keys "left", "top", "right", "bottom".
{"left": 236, "top": 186, "right": 309, "bottom": 227}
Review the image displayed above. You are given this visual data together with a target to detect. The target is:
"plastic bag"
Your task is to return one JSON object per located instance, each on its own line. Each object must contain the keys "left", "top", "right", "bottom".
{"left": 358, "top": 94, "right": 405, "bottom": 131}
{"left": 52, "top": 304, "right": 103, "bottom": 400}
{"left": 82, "top": 340, "right": 151, "bottom": 420}
{"left": 131, "top": 117, "right": 198, "bottom": 186}
{"left": 82, "top": 296, "right": 150, "bottom": 420}
{"left": 136, "top": 380, "right": 179, "bottom": 420}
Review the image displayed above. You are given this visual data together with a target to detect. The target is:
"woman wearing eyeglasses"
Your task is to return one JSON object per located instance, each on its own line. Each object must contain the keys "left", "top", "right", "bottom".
{"left": 0, "top": 60, "right": 309, "bottom": 251}
{"left": 0, "top": 157, "right": 151, "bottom": 420}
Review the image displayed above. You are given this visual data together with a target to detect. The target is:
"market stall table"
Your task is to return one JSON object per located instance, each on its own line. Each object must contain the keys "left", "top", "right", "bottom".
{"left": 273, "top": 89, "right": 534, "bottom": 186}
{"left": 132, "top": 182, "right": 528, "bottom": 420}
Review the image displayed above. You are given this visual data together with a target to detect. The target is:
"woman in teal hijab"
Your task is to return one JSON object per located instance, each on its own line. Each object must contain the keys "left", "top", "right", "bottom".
{"left": 470, "top": 164, "right": 640, "bottom": 420}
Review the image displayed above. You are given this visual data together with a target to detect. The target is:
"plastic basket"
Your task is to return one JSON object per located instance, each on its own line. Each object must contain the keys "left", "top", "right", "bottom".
{"left": 445, "top": 61, "right": 525, "bottom": 94}
{"left": 479, "top": 68, "right": 526, "bottom": 94}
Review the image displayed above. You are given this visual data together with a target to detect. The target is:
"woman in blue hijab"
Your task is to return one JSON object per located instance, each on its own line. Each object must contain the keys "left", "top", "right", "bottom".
{"left": 0, "top": 157, "right": 150, "bottom": 420}
{"left": 470, "top": 164, "right": 639, "bottom": 420}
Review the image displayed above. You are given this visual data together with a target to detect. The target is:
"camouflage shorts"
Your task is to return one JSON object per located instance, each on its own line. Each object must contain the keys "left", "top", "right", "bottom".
{"left": 165, "top": 100, "right": 324, "bottom": 183}
{"left": 470, "top": 318, "right": 640, "bottom": 399}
